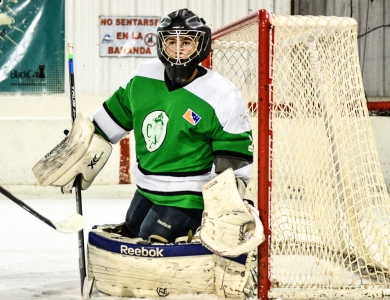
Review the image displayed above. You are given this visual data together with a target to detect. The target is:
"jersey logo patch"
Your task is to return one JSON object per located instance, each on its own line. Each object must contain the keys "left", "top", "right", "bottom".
{"left": 142, "top": 111, "right": 169, "bottom": 152}
{"left": 183, "top": 108, "right": 201, "bottom": 125}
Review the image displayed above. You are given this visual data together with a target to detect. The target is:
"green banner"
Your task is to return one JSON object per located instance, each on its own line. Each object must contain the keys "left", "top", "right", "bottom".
{"left": 0, "top": 0, "right": 65, "bottom": 93}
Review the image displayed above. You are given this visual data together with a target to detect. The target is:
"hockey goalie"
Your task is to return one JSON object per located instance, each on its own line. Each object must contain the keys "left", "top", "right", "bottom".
{"left": 33, "top": 123, "right": 264, "bottom": 298}
{"left": 85, "top": 168, "right": 264, "bottom": 299}
{"left": 32, "top": 7, "right": 264, "bottom": 299}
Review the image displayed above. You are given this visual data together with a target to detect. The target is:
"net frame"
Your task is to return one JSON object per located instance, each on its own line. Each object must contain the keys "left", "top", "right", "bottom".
{"left": 205, "top": 9, "right": 390, "bottom": 300}
{"left": 203, "top": 10, "right": 271, "bottom": 299}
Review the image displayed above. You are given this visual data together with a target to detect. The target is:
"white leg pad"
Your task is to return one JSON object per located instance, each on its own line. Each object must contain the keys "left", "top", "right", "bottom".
{"left": 214, "top": 252, "right": 257, "bottom": 299}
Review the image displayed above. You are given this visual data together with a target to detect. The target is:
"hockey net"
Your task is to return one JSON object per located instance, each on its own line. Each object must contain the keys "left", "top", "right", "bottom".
{"left": 207, "top": 10, "right": 390, "bottom": 299}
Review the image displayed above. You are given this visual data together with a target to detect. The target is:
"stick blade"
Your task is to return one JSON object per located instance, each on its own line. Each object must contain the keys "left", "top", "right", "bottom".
{"left": 53, "top": 213, "right": 86, "bottom": 233}
{"left": 82, "top": 276, "right": 95, "bottom": 299}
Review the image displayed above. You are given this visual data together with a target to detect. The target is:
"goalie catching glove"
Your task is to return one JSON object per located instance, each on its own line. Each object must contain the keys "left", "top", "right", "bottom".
{"left": 32, "top": 113, "right": 112, "bottom": 194}
{"left": 200, "top": 168, "right": 265, "bottom": 257}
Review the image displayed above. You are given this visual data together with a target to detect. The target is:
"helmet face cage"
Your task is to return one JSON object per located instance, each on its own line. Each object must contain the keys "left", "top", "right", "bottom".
{"left": 158, "top": 30, "right": 206, "bottom": 66}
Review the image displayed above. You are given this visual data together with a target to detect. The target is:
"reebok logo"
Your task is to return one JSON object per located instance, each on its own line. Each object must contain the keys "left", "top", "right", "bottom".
{"left": 157, "top": 219, "right": 172, "bottom": 229}
{"left": 120, "top": 245, "right": 164, "bottom": 257}
{"left": 203, "top": 179, "right": 218, "bottom": 190}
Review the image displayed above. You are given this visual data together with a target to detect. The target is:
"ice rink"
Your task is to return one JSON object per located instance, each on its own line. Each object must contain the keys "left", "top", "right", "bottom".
{"left": 0, "top": 185, "right": 225, "bottom": 300}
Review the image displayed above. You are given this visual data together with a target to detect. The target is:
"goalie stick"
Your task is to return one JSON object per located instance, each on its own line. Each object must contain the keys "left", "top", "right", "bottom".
{"left": 67, "top": 43, "right": 88, "bottom": 296}
{"left": 0, "top": 186, "right": 85, "bottom": 233}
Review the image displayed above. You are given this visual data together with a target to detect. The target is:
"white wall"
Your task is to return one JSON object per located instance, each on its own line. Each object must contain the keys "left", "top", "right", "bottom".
{"left": 65, "top": 0, "right": 289, "bottom": 96}
{"left": 0, "top": 96, "right": 120, "bottom": 185}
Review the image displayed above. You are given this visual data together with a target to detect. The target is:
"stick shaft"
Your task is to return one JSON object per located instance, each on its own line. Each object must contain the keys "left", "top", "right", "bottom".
{"left": 67, "top": 43, "right": 87, "bottom": 295}
{"left": 75, "top": 175, "right": 86, "bottom": 288}
{"left": 68, "top": 43, "right": 77, "bottom": 123}
{"left": 0, "top": 186, "right": 56, "bottom": 230}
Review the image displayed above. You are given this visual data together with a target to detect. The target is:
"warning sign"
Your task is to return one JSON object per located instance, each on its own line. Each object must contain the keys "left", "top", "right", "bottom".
{"left": 99, "top": 16, "right": 159, "bottom": 57}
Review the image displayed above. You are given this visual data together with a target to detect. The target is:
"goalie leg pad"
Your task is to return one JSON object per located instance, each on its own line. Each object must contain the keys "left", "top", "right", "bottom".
{"left": 32, "top": 113, "right": 112, "bottom": 193}
{"left": 214, "top": 251, "right": 257, "bottom": 299}
{"left": 200, "top": 168, "right": 265, "bottom": 257}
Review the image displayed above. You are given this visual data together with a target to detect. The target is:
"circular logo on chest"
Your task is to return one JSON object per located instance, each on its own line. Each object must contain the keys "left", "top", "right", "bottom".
{"left": 142, "top": 111, "right": 169, "bottom": 152}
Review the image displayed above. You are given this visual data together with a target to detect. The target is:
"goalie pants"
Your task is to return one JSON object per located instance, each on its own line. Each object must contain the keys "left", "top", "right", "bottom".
{"left": 125, "top": 190, "right": 203, "bottom": 243}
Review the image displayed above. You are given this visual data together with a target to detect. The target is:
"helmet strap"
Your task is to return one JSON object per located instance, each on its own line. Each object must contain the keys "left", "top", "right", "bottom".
{"left": 184, "top": 68, "right": 198, "bottom": 83}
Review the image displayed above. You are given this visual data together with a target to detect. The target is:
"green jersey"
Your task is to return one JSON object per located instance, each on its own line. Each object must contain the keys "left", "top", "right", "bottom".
{"left": 94, "top": 58, "right": 253, "bottom": 209}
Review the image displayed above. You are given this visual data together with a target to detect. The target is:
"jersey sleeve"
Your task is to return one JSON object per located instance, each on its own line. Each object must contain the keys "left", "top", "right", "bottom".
{"left": 93, "top": 83, "right": 134, "bottom": 144}
{"left": 210, "top": 87, "right": 254, "bottom": 182}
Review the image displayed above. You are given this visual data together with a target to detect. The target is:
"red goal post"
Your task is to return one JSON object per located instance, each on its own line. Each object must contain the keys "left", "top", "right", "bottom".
{"left": 205, "top": 9, "right": 390, "bottom": 300}
{"left": 202, "top": 10, "right": 271, "bottom": 299}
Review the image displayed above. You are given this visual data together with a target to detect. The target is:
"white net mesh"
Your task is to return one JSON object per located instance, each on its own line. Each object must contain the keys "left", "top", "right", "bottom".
{"left": 211, "top": 11, "right": 390, "bottom": 298}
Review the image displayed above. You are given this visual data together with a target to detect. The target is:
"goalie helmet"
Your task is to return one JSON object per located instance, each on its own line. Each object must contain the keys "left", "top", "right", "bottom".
{"left": 157, "top": 9, "right": 211, "bottom": 84}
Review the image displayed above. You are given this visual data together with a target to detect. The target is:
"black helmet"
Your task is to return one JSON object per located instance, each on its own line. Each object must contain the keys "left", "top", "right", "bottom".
{"left": 157, "top": 9, "right": 211, "bottom": 84}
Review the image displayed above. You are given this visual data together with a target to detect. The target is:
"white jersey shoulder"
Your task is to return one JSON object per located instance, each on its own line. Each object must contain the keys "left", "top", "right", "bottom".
{"left": 186, "top": 69, "right": 251, "bottom": 134}
{"left": 120, "top": 58, "right": 164, "bottom": 89}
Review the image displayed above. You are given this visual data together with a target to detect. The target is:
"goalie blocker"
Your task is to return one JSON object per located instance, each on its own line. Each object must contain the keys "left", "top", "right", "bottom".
{"left": 32, "top": 113, "right": 112, "bottom": 193}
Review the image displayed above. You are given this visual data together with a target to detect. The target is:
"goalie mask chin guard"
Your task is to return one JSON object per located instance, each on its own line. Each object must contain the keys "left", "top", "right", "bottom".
{"left": 157, "top": 9, "right": 211, "bottom": 85}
